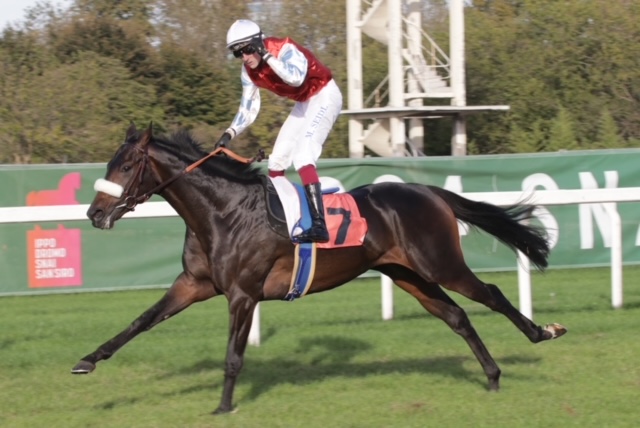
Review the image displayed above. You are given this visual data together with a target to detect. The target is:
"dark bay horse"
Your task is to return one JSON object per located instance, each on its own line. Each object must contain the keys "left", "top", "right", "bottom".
{"left": 73, "top": 123, "right": 566, "bottom": 414}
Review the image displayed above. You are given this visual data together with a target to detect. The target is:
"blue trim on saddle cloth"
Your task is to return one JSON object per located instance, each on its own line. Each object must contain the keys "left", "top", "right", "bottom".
{"left": 283, "top": 242, "right": 316, "bottom": 301}
{"left": 283, "top": 183, "right": 317, "bottom": 301}
{"left": 291, "top": 183, "right": 313, "bottom": 241}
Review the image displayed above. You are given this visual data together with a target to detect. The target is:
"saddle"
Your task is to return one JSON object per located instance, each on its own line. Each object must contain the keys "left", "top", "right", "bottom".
{"left": 261, "top": 176, "right": 292, "bottom": 239}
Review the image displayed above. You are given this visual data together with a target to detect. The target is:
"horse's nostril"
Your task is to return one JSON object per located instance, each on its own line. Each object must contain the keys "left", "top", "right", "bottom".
{"left": 88, "top": 209, "right": 104, "bottom": 222}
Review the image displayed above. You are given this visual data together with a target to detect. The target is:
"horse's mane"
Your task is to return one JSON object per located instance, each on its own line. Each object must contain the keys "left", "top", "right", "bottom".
{"left": 149, "top": 129, "right": 264, "bottom": 184}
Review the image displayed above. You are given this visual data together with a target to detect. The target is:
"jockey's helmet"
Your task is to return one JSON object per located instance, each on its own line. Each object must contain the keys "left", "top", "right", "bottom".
{"left": 227, "top": 19, "right": 262, "bottom": 51}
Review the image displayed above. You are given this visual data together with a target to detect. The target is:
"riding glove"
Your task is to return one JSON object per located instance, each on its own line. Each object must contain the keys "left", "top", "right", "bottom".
{"left": 215, "top": 132, "right": 232, "bottom": 149}
{"left": 251, "top": 37, "right": 272, "bottom": 61}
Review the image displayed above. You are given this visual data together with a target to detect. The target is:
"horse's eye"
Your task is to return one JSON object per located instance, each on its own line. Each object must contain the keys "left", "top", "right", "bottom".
{"left": 121, "top": 165, "right": 132, "bottom": 173}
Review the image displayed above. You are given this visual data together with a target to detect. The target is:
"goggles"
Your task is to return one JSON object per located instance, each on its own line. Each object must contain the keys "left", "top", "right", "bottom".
{"left": 232, "top": 44, "right": 256, "bottom": 58}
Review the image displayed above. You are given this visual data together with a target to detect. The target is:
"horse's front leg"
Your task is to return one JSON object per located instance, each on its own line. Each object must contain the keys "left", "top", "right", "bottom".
{"left": 71, "top": 272, "right": 218, "bottom": 374}
{"left": 213, "top": 295, "right": 258, "bottom": 415}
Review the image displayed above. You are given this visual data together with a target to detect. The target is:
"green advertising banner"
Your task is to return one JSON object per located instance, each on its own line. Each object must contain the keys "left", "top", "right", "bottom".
{"left": 318, "top": 149, "right": 640, "bottom": 273}
{"left": 1, "top": 149, "right": 640, "bottom": 296}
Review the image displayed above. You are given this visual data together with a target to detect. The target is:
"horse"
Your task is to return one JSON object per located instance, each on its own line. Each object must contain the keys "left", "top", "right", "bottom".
{"left": 73, "top": 122, "right": 567, "bottom": 414}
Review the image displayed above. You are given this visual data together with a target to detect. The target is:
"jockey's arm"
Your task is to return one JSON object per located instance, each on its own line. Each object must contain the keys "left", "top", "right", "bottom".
{"left": 264, "top": 43, "right": 308, "bottom": 88}
{"left": 226, "top": 67, "right": 261, "bottom": 138}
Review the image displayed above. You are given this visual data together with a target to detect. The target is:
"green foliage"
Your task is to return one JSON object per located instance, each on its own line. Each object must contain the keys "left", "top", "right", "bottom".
{"left": 0, "top": 28, "right": 56, "bottom": 74}
{"left": 50, "top": 14, "right": 159, "bottom": 81}
{"left": 0, "top": 51, "right": 161, "bottom": 163}
{"left": 507, "top": 122, "right": 538, "bottom": 154}
{"left": 155, "top": 43, "right": 236, "bottom": 128}
{"left": 73, "top": 0, "right": 155, "bottom": 32}
{"left": 0, "top": 29, "right": 59, "bottom": 163}
{"left": 465, "top": 0, "right": 640, "bottom": 154}
{"left": 593, "top": 108, "right": 622, "bottom": 149}
{"left": 153, "top": 0, "right": 247, "bottom": 63}
{"left": 546, "top": 107, "right": 579, "bottom": 152}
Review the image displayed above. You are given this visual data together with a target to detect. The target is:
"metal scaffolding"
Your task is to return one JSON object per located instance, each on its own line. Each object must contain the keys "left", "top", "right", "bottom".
{"left": 343, "top": 0, "right": 509, "bottom": 157}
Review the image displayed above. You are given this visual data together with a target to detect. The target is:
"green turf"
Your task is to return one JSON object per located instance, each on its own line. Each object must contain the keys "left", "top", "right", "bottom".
{"left": 1, "top": 266, "right": 639, "bottom": 427}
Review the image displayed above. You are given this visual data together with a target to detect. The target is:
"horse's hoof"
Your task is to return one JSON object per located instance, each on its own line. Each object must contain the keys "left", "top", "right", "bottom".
{"left": 544, "top": 323, "right": 567, "bottom": 339}
{"left": 71, "top": 360, "right": 96, "bottom": 374}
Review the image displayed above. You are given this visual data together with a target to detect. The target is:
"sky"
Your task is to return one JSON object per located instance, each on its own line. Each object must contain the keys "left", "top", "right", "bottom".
{"left": 0, "top": 0, "right": 70, "bottom": 30}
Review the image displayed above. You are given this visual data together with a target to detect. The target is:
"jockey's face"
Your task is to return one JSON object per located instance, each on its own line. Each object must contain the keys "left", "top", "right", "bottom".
{"left": 232, "top": 44, "right": 262, "bottom": 69}
{"left": 241, "top": 51, "right": 262, "bottom": 69}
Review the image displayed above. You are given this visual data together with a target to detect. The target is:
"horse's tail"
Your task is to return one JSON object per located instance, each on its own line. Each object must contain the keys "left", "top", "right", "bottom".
{"left": 428, "top": 186, "right": 550, "bottom": 271}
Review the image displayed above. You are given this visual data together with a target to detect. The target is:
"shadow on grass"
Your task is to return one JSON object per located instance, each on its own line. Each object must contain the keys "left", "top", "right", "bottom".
{"left": 97, "top": 396, "right": 141, "bottom": 410}
{"left": 313, "top": 292, "right": 631, "bottom": 327}
{"left": 621, "top": 300, "right": 640, "bottom": 310}
{"left": 0, "top": 339, "right": 17, "bottom": 350}
{"left": 311, "top": 305, "right": 582, "bottom": 332}
{"left": 149, "top": 334, "right": 542, "bottom": 408}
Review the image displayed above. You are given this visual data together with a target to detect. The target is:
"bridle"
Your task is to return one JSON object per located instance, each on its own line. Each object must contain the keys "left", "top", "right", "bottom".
{"left": 114, "top": 145, "right": 265, "bottom": 212}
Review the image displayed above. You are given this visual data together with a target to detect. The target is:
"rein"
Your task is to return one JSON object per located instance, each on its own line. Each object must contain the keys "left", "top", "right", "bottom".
{"left": 115, "top": 146, "right": 266, "bottom": 212}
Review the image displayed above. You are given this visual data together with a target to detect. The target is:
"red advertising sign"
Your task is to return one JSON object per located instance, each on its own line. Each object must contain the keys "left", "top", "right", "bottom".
{"left": 27, "top": 225, "right": 83, "bottom": 288}
{"left": 25, "top": 172, "right": 84, "bottom": 288}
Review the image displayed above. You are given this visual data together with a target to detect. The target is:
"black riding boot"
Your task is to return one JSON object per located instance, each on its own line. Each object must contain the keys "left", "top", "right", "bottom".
{"left": 296, "top": 183, "right": 329, "bottom": 243}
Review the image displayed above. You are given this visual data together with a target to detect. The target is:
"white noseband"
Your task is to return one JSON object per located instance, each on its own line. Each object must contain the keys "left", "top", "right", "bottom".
{"left": 94, "top": 178, "right": 124, "bottom": 198}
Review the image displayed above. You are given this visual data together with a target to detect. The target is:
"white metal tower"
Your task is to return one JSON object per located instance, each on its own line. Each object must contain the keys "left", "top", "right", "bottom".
{"left": 343, "top": 0, "right": 509, "bottom": 157}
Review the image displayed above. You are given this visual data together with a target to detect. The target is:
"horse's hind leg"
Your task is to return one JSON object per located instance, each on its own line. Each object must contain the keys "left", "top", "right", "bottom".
{"left": 71, "top": 272, "right": 218, "bottom": 374}
{"left": 388, "top": 270, "right": 501, "bottom": 390}
{"left": 438, "top": 266, "right": 566, "bottom": 343}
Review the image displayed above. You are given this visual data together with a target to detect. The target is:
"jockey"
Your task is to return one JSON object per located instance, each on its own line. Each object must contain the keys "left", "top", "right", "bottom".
{"left": 216, "top": 19, "right": 343, "bottom": 243}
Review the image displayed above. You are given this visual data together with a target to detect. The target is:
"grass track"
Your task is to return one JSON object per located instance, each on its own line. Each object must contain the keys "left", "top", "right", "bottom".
{"left": 1, "top": 266, "right": 639, "bottom": 427}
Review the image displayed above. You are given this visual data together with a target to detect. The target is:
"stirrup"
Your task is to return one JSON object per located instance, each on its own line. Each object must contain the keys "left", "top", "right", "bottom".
{"left": 294, "top": 226, "right": 329, "bottom": 243}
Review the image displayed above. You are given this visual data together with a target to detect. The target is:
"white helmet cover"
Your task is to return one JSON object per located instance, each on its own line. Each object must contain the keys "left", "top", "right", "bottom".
{"left": 226, "top": 19, "right": 262, "bottom": 51}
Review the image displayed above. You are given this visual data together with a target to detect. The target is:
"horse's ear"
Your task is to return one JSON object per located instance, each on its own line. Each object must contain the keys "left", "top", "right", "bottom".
{"left": 138, "top": 122, "right": 153, "bottom": 148}
{"left": 125, "top": 122, "right": 137, "bottom": 143}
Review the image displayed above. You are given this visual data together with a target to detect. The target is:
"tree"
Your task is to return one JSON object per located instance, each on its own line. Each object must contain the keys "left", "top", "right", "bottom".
{"left": 49, "top": 14, "right": 160, "bottom": 82}
{"left": 71, "top": 0, "right": 155, "bottom": 33}
{"left": 153, "top": 0, "right": 247, "bottom": 64}
{"left": 155, "top": 42, "right": 236, "bottom": 129}
{"left": 1, "top": 51, "right": 161, "bottom": 163}
{"left": 464, "top": 0, "right": 640, "bottom": 153}
{"left": 507, "top": 122, "right": 540, "bottom": 154}
{"left": 0, "top": 28, "right": 59, "bottom": 163}
{"left": 546, "top": 107, "right": 579, "bottom": 152}
{"left": 593, "top": 108, "right": 622, "bottom": 149}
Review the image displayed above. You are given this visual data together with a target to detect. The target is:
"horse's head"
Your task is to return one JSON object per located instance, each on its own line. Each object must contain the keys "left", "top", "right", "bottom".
{"left": 87, "top": 122, "right": 157, "bottom": 229}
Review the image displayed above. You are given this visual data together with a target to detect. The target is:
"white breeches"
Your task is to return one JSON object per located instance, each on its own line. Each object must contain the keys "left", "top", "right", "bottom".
{"left": 267, "top": 79, "right": 342, "bottom": 172}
